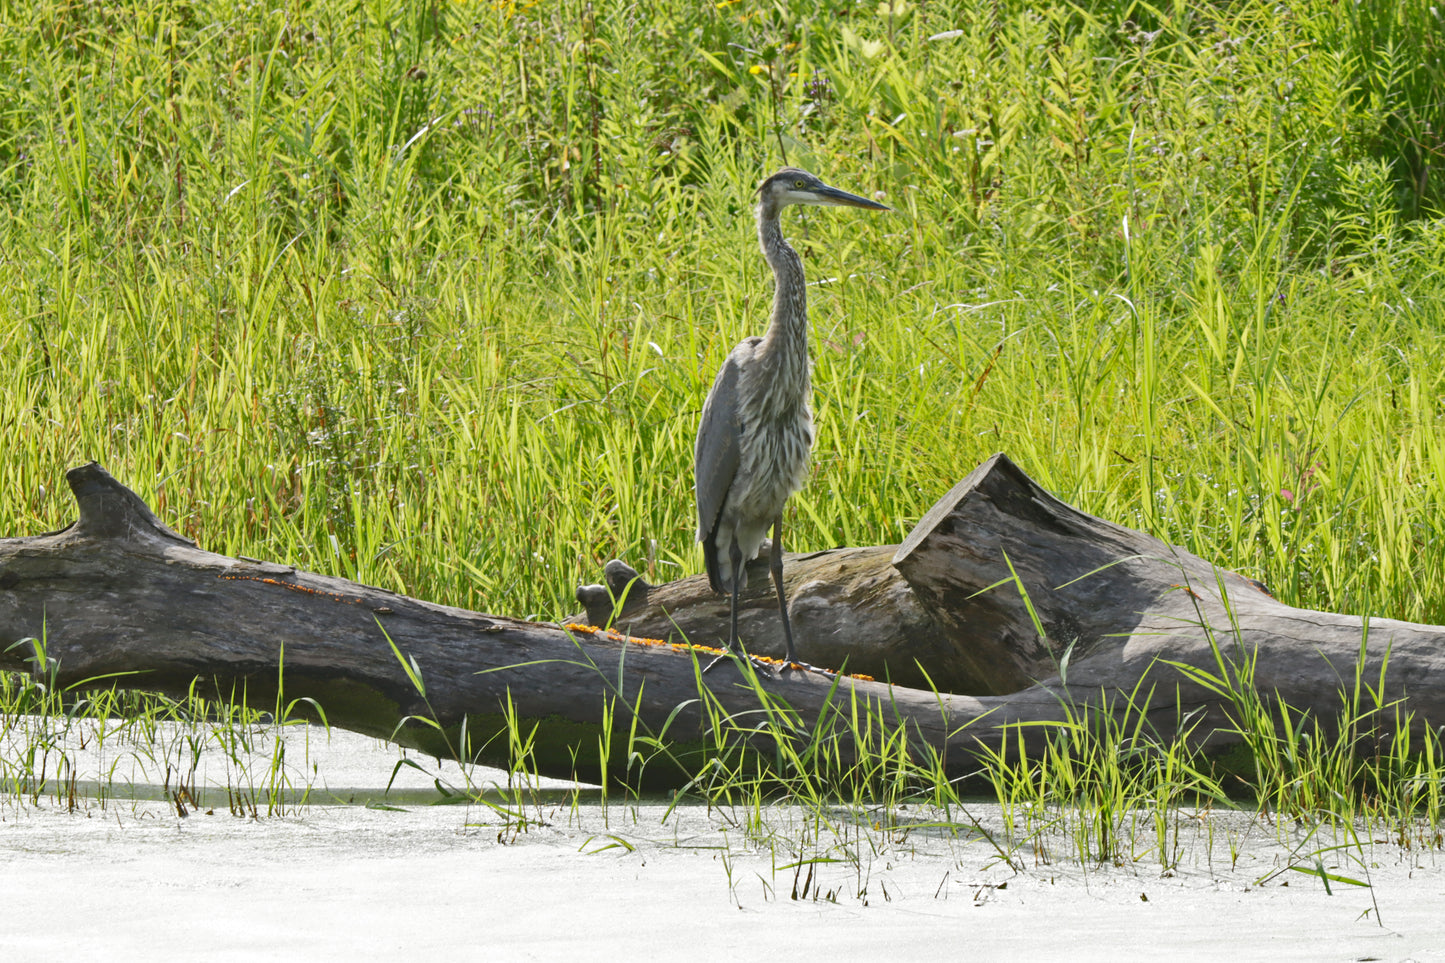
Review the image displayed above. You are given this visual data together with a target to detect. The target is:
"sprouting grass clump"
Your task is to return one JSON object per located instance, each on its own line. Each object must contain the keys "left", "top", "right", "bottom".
{"left": 0, "top": 638, "right": 322, "bottom": 816}
{"left": 971, "top": 682, "right": 1223, "bottom": 871}
{"left": 1171, "top": 634, "right": 1445, "bottom": 848}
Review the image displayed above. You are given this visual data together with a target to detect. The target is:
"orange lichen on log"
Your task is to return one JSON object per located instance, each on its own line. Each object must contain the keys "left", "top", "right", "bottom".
{"left": 220, "top": 573, "right": 369, "bottom": 607}
{"left": 560, "top": 623, "right": 874, "bottom": 682}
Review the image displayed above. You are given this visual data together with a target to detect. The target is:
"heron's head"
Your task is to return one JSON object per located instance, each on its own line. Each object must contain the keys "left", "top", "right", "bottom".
{"left": 756, "top": 168, "right": 890, "bottom": 216}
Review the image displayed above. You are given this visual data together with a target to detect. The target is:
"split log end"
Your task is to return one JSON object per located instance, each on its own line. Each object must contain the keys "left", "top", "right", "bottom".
{"left": 893, "top": 452, "right": 1059, "bottom": 568}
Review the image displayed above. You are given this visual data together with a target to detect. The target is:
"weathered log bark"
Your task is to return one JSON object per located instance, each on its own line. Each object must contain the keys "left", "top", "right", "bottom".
{"left": 573, "top": 547, "right": 958, "bottom": 690}
{"left": 574, "top": 455, "right": 1276, "bottom": 695}
{"left": 578, "top": 454, "right": 1445, "bottom": 750}
{"left": 3, "top": 456, "right": 1444, "bottom": 791}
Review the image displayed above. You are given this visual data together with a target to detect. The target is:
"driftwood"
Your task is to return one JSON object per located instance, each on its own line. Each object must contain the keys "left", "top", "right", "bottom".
{"left": 3, "top": 455, "right": 1444, "bottom": 788}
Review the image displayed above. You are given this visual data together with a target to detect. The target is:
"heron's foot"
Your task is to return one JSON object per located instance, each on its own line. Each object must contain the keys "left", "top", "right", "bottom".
{"left": 701, "top": 651, "right": 730, "bottom": 674}
{"left": 779, "top": 660, "right": 836, "bottom": 680}
{"left": 703, "top": 649, "right": 780, "bottom": 677}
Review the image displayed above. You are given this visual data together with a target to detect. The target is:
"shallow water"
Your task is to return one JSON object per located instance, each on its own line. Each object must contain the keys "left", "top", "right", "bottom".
{"left": 2, "top": 719, "right": 1442, "bottom": 960}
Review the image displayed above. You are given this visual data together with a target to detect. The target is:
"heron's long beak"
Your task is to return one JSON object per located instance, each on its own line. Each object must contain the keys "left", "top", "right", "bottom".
{"left": 812, "top": 184, "right": 891, "bottom": 212}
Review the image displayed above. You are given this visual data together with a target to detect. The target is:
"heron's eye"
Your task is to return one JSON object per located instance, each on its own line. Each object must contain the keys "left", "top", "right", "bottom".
{"left": 793, "top": 179, "right": 806, "bottom": 189}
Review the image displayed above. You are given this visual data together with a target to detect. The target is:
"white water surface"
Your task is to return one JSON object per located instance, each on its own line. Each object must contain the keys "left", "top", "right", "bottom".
{"left": 2, "top": 720, "right": 1442, "bottom": 960}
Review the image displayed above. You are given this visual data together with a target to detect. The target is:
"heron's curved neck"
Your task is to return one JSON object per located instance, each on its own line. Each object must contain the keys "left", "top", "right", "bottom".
{"left": 756, "top": 205, "right": 810, "bottom": 393}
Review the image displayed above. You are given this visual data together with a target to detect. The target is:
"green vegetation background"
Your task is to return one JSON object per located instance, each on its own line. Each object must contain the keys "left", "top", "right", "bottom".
{"left": 2, "top": 0, "right": 1442, "bottom": 629}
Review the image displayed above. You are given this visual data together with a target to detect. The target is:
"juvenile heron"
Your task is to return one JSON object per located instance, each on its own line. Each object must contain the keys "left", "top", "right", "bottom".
{"left": 694, "top": 168, "right": 889, "bottom": 671}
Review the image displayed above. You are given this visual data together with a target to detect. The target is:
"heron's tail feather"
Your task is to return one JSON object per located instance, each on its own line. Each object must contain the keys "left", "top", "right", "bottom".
{"left": 702, "top": 535, "right": 725, "bottom": 594}
{"left": 701, "top": 534, "right": 747, "bottom": 595}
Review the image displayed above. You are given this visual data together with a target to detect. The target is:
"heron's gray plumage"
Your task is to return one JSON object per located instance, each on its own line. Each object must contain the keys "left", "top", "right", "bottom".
{"left": 694, "top": 168, "right": 888, "bottom": 667}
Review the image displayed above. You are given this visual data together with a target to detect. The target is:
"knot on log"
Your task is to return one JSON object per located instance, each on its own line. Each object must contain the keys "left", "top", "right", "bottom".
{"left": 576, "top": 559, "right": 653, "bottom": 626}
{"left": 65, "top": 462, "right": 195, "bottom": 547}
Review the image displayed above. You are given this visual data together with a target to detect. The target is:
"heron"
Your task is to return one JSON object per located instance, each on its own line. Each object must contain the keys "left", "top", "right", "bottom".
{"left": 694, "top": 167, "right": 889, "bottom": 673}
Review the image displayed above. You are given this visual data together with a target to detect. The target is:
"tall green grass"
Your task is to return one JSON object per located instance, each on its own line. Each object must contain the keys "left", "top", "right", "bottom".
{"left": 4, "top": 0, "right": 1445, "bottom": 860}
{"left": 2, "top": 0, "right": 1442, "bottom": 621}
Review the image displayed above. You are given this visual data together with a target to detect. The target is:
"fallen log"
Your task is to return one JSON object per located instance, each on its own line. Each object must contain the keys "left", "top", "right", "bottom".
{"left": 576, "top": 455, "right": 1445, "bottom": 736}
{"left": 2, "top": 456, "right": 1443, "bottom": 789}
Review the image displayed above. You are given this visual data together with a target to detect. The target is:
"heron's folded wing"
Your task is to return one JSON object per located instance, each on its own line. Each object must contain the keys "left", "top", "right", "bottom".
{"left": 694, "top": 355, "right": 743, "bottom": 589}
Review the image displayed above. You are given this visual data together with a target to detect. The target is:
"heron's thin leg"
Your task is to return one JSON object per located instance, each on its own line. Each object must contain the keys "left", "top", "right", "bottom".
{"left": 770, "top": 515, "right": 798, "bottom": 665}
{"left": 704, "top": 541, "right": 750, "bottom": 674}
